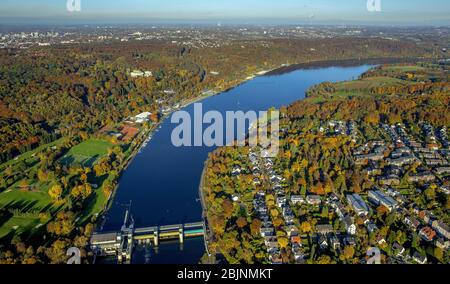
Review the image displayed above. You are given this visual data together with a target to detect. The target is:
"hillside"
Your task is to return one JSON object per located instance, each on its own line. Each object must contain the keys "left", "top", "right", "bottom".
{"left": 202, "top": 62, "right": 450, "bottom": 264}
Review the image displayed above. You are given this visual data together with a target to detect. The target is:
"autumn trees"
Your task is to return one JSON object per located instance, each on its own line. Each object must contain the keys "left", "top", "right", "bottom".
{"left": 201, "top": 62, "right": 449, "bottom": 264}
{"left": 48, "top": 184, "right": 63, "bottom": 201}
{"left": 70, "top": 184, "right": 92, "bottom": 200}
{"left": 47, "top": 212, "right": 75, "bottom": 237}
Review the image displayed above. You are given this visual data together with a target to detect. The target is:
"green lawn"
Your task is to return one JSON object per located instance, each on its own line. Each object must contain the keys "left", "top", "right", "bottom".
{"left": 335, "top": 76, "right": 411, "bottom": 91}
{"left": 79, "top": 190, "right": 108, "bottom": 224}
{"left": 59, "top": 139, "right": 113, "bottom": 167}
{"left": 0, "top": 138, "right": 63, "bottom": 172}
{"left": 0, "top": 186, "right": 60, "bottom": 214}
{"left": 0, "top": 215, "right": 44, "bottom": 239}
{"left": 382, "top": 65, "right": 425, "bottom": 72}
{"left": 0, "top": 139, "right": 114, "bottom": 240}
{"left": 306, "top": 76, "right": 414, "bottom": 104}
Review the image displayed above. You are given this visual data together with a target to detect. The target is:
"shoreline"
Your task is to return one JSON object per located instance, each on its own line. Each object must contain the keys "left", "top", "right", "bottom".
{"left": 97, "top": 61, "right": 290, "bottom": 229}
{"left": 194, "top": 56, "right": 428, "bottom": 262}
{"left": 97, "top": 55, "right": 424, "bottom": 232}
{"left": 198, "top": 162, "right": 212, "bottom": 258}
{"left": 265, "top": 57, "right": 425, "bottom": 76}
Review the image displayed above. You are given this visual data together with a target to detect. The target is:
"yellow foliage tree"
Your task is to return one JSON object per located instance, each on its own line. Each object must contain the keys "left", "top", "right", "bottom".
{"left": 48, "top": 184, "right": 63, "bottom": 201}
{"left": 300, "top": 221, "right": 312, "bottom": 234}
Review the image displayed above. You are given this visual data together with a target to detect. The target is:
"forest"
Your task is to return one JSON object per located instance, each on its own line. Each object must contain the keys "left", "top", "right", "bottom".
{"left": 202, "top": 62, "right": 450, "bottom": 264}
{"left": 0, "top": 37, "right": 438, "bottom": 161}
{"left": 0, "top": 35, "right": 445, "bottom": 263}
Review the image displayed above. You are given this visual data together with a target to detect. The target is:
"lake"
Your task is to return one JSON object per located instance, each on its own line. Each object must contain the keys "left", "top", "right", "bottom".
{"left": 101, "top": 62, "right": 375, "bottom": 264}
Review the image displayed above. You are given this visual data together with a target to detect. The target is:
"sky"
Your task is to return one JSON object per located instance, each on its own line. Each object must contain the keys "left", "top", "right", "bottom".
{"left": 0, "top": 0, "right": 449, "bottom": 26}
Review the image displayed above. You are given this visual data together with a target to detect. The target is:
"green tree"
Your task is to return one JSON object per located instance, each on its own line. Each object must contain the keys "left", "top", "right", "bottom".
{"left": 434, "top": 247, "right": 444, "bottom": 262}
{"left": 48, "top": 184, "right": 63, "bottom": 201}
{"left": 343, "top": 246, "right": 355, "bottom": 261}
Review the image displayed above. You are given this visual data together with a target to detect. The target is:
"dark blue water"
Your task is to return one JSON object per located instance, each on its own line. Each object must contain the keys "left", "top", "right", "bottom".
{"left": 102, "top": 64, "right": 374, "bottom": 263}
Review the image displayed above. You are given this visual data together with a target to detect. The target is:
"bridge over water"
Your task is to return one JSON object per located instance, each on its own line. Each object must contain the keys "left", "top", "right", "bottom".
{"left": 90, "top": 208, "right": 205, "bottom": 263}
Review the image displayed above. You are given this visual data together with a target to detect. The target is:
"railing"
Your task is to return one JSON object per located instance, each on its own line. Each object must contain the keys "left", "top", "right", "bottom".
{"left": 90, "top": 207, "right": 205, "bottom": 263}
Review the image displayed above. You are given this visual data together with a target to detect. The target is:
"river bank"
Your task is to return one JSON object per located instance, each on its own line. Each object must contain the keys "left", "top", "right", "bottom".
{"left": 97, "top": 61, "right": 294, "bottom": 228}
{"left": 195, "top": 58, "right": 420, "bottom": 263}
{"left": 96, "top": 56, "right": 421, "bottom": 263}
{"left": 266, "top": 57, "right": 424, "bottom": 76}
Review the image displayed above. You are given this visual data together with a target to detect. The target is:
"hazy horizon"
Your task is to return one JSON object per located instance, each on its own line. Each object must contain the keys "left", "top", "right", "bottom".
{"left": 0, "top": 0, "right": 449, "bottom": 26}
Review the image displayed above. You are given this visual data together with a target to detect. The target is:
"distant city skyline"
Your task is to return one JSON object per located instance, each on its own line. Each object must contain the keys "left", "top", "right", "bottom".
{"left": 0, "top": 0, "right": 449, "bottom": 26}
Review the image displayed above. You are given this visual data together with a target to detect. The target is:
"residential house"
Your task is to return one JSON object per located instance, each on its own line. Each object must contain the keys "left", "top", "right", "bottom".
{"left": 276, "top": 196, "right": 287, "bottom": 208}
{"left": 260, "top": 227, "right": 275, "bottom": 237}
{"left": 431, "top": 220, "right": 450, "bottom": 240}
{"left": 330, "top": 235, "right": 341, "bottom": 251}
{"left": 436, "top": 238, "right": 450, "bottom": 250}
{"left": 378, "top": 175, "right": 401, "bottom": 186}
{"left": 132, "top": 112, "right": 152, "bottom": 124}
{"left": 130, "top": 70, "right": 144, "bottom": 77}
{"left": 366, "top": 222, "right": 378, "bottom": 234}
{"left": 426, "top": 159, "right": 446, "bottom": 166}
{"left": 419, "top": 226, "right": 437, "bottom": 242}
{"left": 316, "top": 224, "right": 334, "bottom": 235}
{"left": 376, "top": 235, "right": 386, "bottom": 245}
{"left": 265, "top": 237, "right": 279, "bottom": 252}
{"left": 354, "top": 153, "right": 384, "bottom": 164}
{"left": 306, "top": 195, "right": 321, "bottom": 206}
{"left": 344, "top": 236, "right": 356, "bottom": 246}
{"left": 269, "top": 253, "right": 283, "bottom": 264}
{"left": 332, "top": 201, "right": 347, "bottom": 219}
{"left": 387, "top": 155, "right": 415, "bottom": 167}
{"left": 291, "top": 195, "right": 305, "bottom": 205}
{"left": 342, "top": 215, "right": 357, "bottom": 235}
{"left": 408, "top": 172, "right": 436, "bottom": 183}
{"left": 253, "top": 178, "right": 261, "bottom": 186}
{"left": 290, "top": 235, "right": 302, "bottom": 245}
{"left": 282, "top": 207, "right": 295, "bottom": 224}
{"left": 404, "top": 216, "right": 421, "bottom": 231}
{"left": 231, "top": 166, "right": 242, "bottom": 176}
{"left": 420, "top": 210, "right": 434, "bottom": 225}
{"left": 291, "top": 244, "right": 306, "bottom": 263}
{"left": 347, "top": 194, "right": 370, "bottom": 216}
{"left": 392, "top": 243, "right": 405, "bottom": 257}
{"left": 286, "top": 225, "right": 299, "bottom": 237}
{"left": 440, "top": 186, "right": 450, "bottom": 195}
{"left": 412, "top": 252, "right": 427, "bottom": 264}
{"left": 318, "top": 235, "right": 328, "bottom": 249}
{"left": 368, "top": 190, "right": 398, "bottom": 211}
{"left": 435, "top": 167, "right": 450, "bottom": 175}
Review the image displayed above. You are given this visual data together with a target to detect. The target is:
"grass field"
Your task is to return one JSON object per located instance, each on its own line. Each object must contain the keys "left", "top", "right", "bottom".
{"left": 0, "top": 139, "right": 115, "bottom": 241}
{"left": 59, "top": 139, "right": 113, "bottom": 167}
{"left": 0, "top": 215, "right": 44, "bottom": 239}
{"left": 0, "top": 138, "right": 63, "bottom": 172}
{"left": 0, "top": 184, "right": 58, "bottom": 240}
{"left": 306, "top": 76, "right": 414, "bottom": 104}
{"left": 79, "top": 190, "right": 108, "bottom": 224}
{"left": 337, "top": 76, "right": 410, "bottom": 89}
{"left": 382, "top": 65, "right": 426, "bottom": 72}
{"left": 0, "top": 187, "right": 58, "bottom": 213}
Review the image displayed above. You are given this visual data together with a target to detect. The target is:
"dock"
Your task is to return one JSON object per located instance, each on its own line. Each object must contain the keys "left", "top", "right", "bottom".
{"left": 90, "top": 208, "right": 205, "bottom": 263}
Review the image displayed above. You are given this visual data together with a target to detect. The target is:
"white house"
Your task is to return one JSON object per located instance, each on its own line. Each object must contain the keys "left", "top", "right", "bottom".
{"left": 291, "top": 195, "right": 305, "bottom": 205}
{"left": 342, "top": 215, "right": 357, "bottom": 235}
{"left": 132, "top": 112, "right": 152, "bottom": 123}
{"left": 130, "top": 70, "right": 153, "bottom": 78}
{"left": 130, "top": 70, "right": 144, "bottom": 78}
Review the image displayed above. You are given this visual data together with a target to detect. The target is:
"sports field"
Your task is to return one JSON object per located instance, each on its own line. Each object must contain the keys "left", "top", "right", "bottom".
{"left": 59, "top": 139, "right": 113, "bottom": 167}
